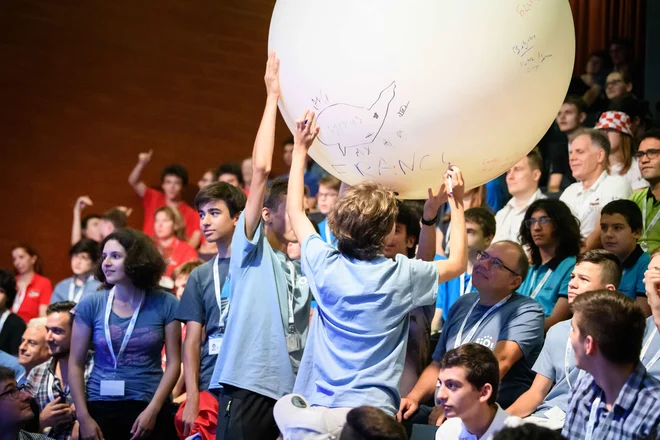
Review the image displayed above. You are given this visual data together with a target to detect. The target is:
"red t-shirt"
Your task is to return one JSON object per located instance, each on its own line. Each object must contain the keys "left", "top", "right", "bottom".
{"left": 161, "top": 239, "right": 199, "bottom": 278}
{"left": 13, "top": 273, "right": 53, "bottom": 322}
{"left": 142, "top": 187, "right": 200, "bottom": 240}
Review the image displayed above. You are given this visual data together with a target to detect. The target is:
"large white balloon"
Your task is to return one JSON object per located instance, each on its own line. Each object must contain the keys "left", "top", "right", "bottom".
{"left": 269, "top": 0, "right": 575, "bottom": 198}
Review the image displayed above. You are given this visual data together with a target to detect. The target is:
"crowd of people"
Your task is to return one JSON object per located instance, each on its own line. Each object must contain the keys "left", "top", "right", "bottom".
{"left": 1, "top": 40, "right": 660, "bottom": 440}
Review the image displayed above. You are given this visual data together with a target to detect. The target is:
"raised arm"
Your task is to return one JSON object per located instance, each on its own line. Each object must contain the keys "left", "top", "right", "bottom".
{"left": 128, "top": 150, "right": 153, "bottom": 198}
{"left": 416, "top": 186, "right": 447, "bottom": 261}
{"left": 71, "top": 196, "right": 93, "bottom": 245}
{"left": 244, "top": 52, "right": 281, "bottom": 240}
{"left": 287, "top": 110, "right": 320, "bottom": 243}
{"left": 434, "top": 168, "right": 468, "bottom": 283}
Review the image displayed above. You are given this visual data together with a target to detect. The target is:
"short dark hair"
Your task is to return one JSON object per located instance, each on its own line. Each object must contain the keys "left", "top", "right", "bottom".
{"left": 608, "top": 95, "right": 649, "bottom": 120}
{"left": 12, "top": 244, "right": 44, "bottom": 275}
{"left": 572, "top": 128, "right": 612, "bottom": 158}
{"left": 161, "top": 164, "right": 189, "bottom": 186}
{"left": 396, "top": 201, "right": 423, "bottom": 258}
{"left": 264, "top": 176, "right": 289, "bottom": 211}
{"left": 499, "top": 240, "right": 530, "bottom": 282}
{"left": 439, "top": 343, "right": 500, "bottom": 406}
{"left": 0, "top": 269, "right": 18, "bottom": 310}
{"left": 81, "top": 214, "right": 101, "bottom": 230}
{"left": 571, "top": 290, "right": 646, "bottom": 365}
{"left": 601, "top": 199, "right": 643, "bottom": 233}
{"left": 102, "top": 209, "right": 128, "bottom": 230}
{"left": 575, "top": 250, "right": 623, "bottom": 289}
{"left": 46, "top": 301, "right": 76, "bottom": 326}
{"left": 282, "top": 136, "right": 294, "bottom": 148}
{"left": 213, "top": 163, "right": 244, "bottom": 185}
{"left": 319, "top": 175, "right": 341, "bottom": 191}
{"left": 339, "top": 406, "right": 407, "bottom": 440}
{"left": 0, "top": 366, "right": 14, "bottom": 383}
{"left": 193, "top": 182, "right": 247, "bottom": 218}
{"left": 69, "top": 239, "right": 100, "bottom": 263}
{"left": 563, "top": 95, "right": 587, "bottom": 114}
{"left": 95, "top": 229, "right": 166, "bottom": 291}
{"left": 520, "top": 199, "right": 582, "bottom": 267}
{"left": 526, "top": 149, "right": 543, "bottom": 172}
{"left": 493, "top": 424, "right": 565, "bottom": 440}
{"left": 640, "top": 128, "right": 660, "bottom": 144}
{"left": 172, "top": 261, "right": 203, "bottom": 280}
{"left": 465, "top": 207, "right": 496, "bottom": 240}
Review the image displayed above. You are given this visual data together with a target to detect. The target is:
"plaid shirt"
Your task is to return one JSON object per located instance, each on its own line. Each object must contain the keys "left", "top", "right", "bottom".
{"left": 562, "top": 362, "right": 660, "bottom": 440}
{"left": 25, "top": 353, "right": 94, "bottom": 440}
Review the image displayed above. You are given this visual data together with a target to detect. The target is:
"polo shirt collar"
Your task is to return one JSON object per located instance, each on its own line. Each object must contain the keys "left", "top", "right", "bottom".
{"left": 505, "top": 189, "right": 543, "bottom": 214}
{"left": 646, "top": 188, "right": 659, "bottom": 204}
{"left": 537, "top": 255, "right": 565, "bottom": 271}
{"left": 579, "top": 170, "right": 608, "bottom": 192}
{"left": 622, "top": 245, "right": 645, "bottom": 270}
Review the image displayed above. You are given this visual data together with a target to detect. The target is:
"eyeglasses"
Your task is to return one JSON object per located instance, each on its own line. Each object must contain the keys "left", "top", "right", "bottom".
{"left": 0, "top": 384, "right": 25, "bottom": 400}
{"left": 476, "top": 250, "right": 520, "bottom": 276}
{"left": 524, "top": 216, "right": 552, "bottom": 228}
{"left": 633, "top": 149, "right": 660, "bottom": 161}
{"left": 606, "top": 79, "right": 623, "bottom": 87}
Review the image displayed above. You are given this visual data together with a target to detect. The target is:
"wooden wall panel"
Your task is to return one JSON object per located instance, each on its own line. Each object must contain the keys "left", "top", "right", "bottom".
{"left": 0, "top": 0, "right": 290, "bottom": 282}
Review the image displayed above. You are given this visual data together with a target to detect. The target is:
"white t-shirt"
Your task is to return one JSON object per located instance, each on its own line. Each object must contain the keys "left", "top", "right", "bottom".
{"left": 559, "top": 171, "right": 632, "bottom": 237}
{"left": 493, "top": 189, "right": 547, "bottom": 243}
{"left": 611, "top": 158, "right": 649, "bottom": 191}
{"left": 436, "top": 405, "right": 523, "bottom": 440}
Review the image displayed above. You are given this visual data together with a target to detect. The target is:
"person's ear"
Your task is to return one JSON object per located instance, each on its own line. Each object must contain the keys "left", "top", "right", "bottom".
{"left": 478, "top": 383, "right": 493, "bottom": 404}
{"left": 233, "top": 212, "right": 241, "bottom": 227}
{"left": 262, "top": 207, "right": 271, "bottom": 224}
{"left": 584, "top": 335, "right": 596, "bottom": 356}
{"left": 605, "top": 283, "right": 617, "bottom": 291}
{"left": 579, "top": 112, "right": 587, "bottom": 124}
{"left": 532, "top": 169, "right": 542, "bottom": 183}
{"left": 405, "top": 235, "right": 416, "bottom": 250}
{"left": 484, "top": 235, "right": 494, "bottom": 248}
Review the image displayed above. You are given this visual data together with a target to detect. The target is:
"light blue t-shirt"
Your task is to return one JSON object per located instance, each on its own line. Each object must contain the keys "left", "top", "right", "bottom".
{"left": 214, "top": 213, "right": 312, "bottom": 400}
{"left": 432, "top": 292, "right": 544, "bottom": 408}
{"left": 0, "top": 350, "right": 25, "bottom": 382}
{"left": 294, "top": 234, "right": 438, "bottom": 415}
{"left": 435, "top": 261, "right": 476, "bottom": 314}
{"left": 73, "top": 289, "right": 179, "bottom": 402}
{"left": 318, "top": 218, "right": 337, "bottom": 246}
{"left": 532, "top": 319, "right": 580, "bottom": 416}
{"left": 518, "top": 256, "right": 575, "bottom": 317}
{"left": 174, "top": 258, "right": 230, "bottom": 391}
{"left": 643, "top": 316, "right": 660, "bottom": 380}
{"left": 619, "top": 246, "right": 650, "bottom": 300}
{"left": 50, "top": 276, "right": 102, "bottom": 304}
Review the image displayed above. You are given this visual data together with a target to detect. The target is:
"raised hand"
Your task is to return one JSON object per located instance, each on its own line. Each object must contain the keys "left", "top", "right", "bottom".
{"left": 423, "top": 184, "right": 448, "bottom": 222}
{"left": 443, "top": 166, "right": 465, "bottom": 202}
{"left": 264, "top": 51, "right": 281, "bottom": 98}
{"left": 293, "top": 109, "right": 320, "bottom": 152}
{"left": 138, "top": 149, "right": 153, "bottom": 165}
{"left": 74, "top": 196, "right": 93, "bottom": 212}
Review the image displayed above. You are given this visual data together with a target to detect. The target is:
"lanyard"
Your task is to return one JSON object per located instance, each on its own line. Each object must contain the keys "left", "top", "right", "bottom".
{"left": 286, "top": 261, "right": 297, "bottom": 330}
{"left": 529, "top": 268, "right": 553, "bottom": 299}
{"left": 454, "top": 295, "right": 511, "bottom": 348}
{"left": 213, "top": 256, "right": 231, "bottom": 330}
{"left": 564, "top": 337, "right": 584, "bottom": 390}
{"left": 641, "top": 198, "right": 660, "bottom": 251}
{"left": 324, "top": 222, "right": 333, "bottom": 244}
{"left": 104, "top": 287, "right": 144, "bottom": 370}
{"left": 444, "top": 224, "right": 452, "bottom": 255}
{"left": 459, "top": 273, "right": 472, "bottom": 297}
{"left": 0, "top": 309, "right": 10, "bottom": 334}
{"left": 12, "top": 288, "right": 27, "bottom": 314}
{"left": 584, "top": 396, "right": 601, "bottom": 440}
{"left": 46, "top": 365, "right": 69, "bottom": 402}
{"left": 641, "top": 328, "right": 660, "bottom": 370}
{"left": 68, "top": 277, "right": 87, "bottom": 302}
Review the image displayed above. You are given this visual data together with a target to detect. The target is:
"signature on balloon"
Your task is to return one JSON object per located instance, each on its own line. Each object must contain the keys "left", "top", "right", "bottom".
{"left": 519, "top": 51, "right": 553, "bottom": 73}
{"left": 516, "top": 0, "right": 541, "bottom": 18}
{"left": 512, "top": 35, "right": 537, "bottom": 58}
{"left": 329, "top": 151, "right": 432, "bottom": 179}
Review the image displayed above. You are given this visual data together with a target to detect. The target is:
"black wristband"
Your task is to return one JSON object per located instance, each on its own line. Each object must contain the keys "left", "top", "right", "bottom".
{"left": 421, "top": 215, "right": 438, "bottom": 226}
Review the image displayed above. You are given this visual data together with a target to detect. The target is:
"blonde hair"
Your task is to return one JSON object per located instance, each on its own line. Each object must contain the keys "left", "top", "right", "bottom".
{"left": 154, "top": 206, "right": 187, "bottom": 241}
{"left": 173, "top": 261, "right": 203, "bottom": 279}
{"left": 328, "top": 181, "right": 398, "bottom": 260}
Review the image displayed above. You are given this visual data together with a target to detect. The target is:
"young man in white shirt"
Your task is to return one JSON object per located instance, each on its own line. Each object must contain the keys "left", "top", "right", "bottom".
{"left": 435, "top": 343, "right": 522, "bottom": 440}
{"left": 560, "top": 128, "right": 632, "bottom": 249}
{"left": 493, "top": 150, "right": 546, "bottom": 244}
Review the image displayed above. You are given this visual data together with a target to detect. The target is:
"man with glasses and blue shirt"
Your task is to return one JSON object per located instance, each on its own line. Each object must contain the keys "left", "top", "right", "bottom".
{"left": 0, "top": 366, "right": 49, "bottom": 439}
{"left": 398, "top": 241, "right": 544, "bottom": 427}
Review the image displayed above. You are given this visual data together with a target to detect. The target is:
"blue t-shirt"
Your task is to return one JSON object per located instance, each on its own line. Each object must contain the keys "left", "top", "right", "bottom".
{"left": 294, "top": 234, "right": 438, "bottom": 415}
{"left": 51, "top": 276, "right": 102, "bottom": 304}
{"left": 486, "top": 176, "right": 506, "bottom": 213}
{"left": 435, "top": 257, "right": 476, "bottom": 315}
{"left": 619, "top": 246, "right": 650, "bottom": 300}
{"left": 214, "top": 213, "right": 312, "bottom": 400}
{"left": 0, "top": 350, "right": 25, "bottom": 382}
{"left": 643, "top": 316, "right": 660, "bottom": 380}
{"left": 73, "top": 289, "right": 179, "bottom": 402}
{"left": 532, "top": 319, "right": 579, "bottom": 416}
{"left": 174, "top": 257, "right": 229, "bottom": 391}
{"left": 518, "top": 256, "right": 575, "bottom": 317}
{"left": 433, "top": 292, "right": 544, "bottom": 408}
{"left": 317, "top": 219, "right": 336, "bottom": 246}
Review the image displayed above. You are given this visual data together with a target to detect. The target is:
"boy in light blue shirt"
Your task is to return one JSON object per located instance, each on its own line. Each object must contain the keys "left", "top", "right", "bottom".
{"left": 600, "top": 199, "right": 651, "bottom": 316}
{"left": 643, "top": 250, "right": 660, "bottom": 379}
{"left": 506, "top": 250, "right": 622, "bottom": 428}
{"left": 50, "top": 239, "right": 101, "bottom": 304}
{"left": 286, "top": 111, "right": 468, "bottom": 416}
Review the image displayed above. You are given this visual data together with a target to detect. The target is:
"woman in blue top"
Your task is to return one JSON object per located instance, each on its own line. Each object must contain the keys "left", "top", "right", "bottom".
{"left": 69, "top": 229, "right": 181, "bottom": 440}
{"left": 519, "top": 199, "right": 581, "bottom": 331}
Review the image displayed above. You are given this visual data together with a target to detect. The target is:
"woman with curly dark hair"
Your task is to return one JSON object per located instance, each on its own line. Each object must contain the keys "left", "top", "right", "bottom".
{"left": 518, "top": 199, "right": 582, "bottom": 332}
{"left": 68, "top": 228, "right": 180, "bottom": 440}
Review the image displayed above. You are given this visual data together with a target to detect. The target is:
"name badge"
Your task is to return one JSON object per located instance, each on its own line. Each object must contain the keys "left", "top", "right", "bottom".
{"left": 208, "top": 335, "right": 223, "bottom": 355}
{"left": 28, "top": 291, "right": 40, "bottom": 298}
{"left": 100, "top": 380, "right": 125, "bottom": 396}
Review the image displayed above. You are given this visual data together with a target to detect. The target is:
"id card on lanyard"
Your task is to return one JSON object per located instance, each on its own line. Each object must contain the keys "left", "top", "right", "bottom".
{"left": 454, "top": 295, "right": 511, "bottom": 348}
{"left": 640, "top": 328, "right": 660, "bottom": 371}
{"left": 12, "top": 289, "right": 27, "bottom": 314}
{"left": 209, "top": 256, "right": 230, "bottom": 356}
{"left": 459, "top": 272, "right": 472, "bottom": 297}
{"left": 285, "top": 260, "right": 301, "bottom": 353}
{"left": 529, "top": 268, "right": 553, "bottom": 299}
{"left": 100, "top": 287, "right": 144, "bottom": 397}
{"left": 68, "top": 277, "right": 86, "bottom": 303}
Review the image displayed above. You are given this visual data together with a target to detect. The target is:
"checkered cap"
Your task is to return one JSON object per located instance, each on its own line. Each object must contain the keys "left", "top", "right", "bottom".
{"left": 595, "top": 111, "right": 633, "bottom": 136}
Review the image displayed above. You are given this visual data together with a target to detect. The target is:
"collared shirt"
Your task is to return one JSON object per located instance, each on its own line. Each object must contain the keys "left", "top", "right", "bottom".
{"left": 18, "top": 431, "right": 49, "bottom": 440}
{"left": 13, "top": 273, "right": 53, "bottom": 323}
{"left": 619, "top": 245, "right": 650, "bottom": 300}
{"left": 560, "top": 171, "right": 632, "bottom": 237}
{"left": 435, "top": 404, "right": 523, "bottom": 440}
{"left": 562, "top": 363, "right": 660, "bottom": 440}
{"left": 630, "top": 188, "right": 660, "bottom": 253}
{"left": 25, "top": 353, "right": 94, "bottom": 440}
{"left": 518, "top": 256, "right": 575, "bottom": 317}
{"left": 493, "top": 189, "right": 547, "bottom": 243}
{"left": 643, "top": 316, "right": 660, "bottom": 380}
